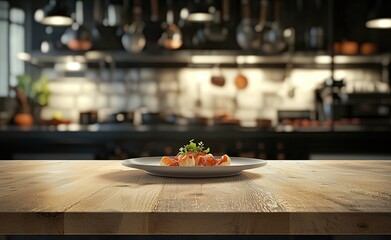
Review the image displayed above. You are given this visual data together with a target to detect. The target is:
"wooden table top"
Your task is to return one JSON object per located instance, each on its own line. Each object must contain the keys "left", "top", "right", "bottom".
{"left": 0, "top": 160, "right": 390, "bottom": 235}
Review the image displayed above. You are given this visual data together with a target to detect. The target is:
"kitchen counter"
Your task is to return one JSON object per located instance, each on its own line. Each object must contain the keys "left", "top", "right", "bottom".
{"left": 1, "top": 123, "right": 391, "bottom": 133}
{"left": 0, "top": 160, "right": 390, "bottom": 235}
{"left": 1, "top": 124, "right": 390, "bottom": 160}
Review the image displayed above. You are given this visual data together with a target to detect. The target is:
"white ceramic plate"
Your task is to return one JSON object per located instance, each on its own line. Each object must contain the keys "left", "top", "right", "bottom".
{"left": 121, "top": 157, "right": 267, "bottom": 178}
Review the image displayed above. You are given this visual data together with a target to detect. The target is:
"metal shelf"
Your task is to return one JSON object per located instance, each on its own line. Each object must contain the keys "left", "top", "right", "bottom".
{"left": 22, "top": 50, "right": 391, "bottom": 67}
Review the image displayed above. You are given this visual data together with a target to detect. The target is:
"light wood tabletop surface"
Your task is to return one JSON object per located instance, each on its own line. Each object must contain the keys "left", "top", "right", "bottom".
{"left": 0, "top": 160, "right": 390, "bottom": 235}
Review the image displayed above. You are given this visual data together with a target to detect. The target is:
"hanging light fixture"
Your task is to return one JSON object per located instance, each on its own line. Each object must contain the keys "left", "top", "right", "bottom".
{"left": 186, "top": 0, "right": 215, "bottom": 22}
{"left": 365, "top": 0, "right": 391, "bottom": 29}
{"left": 36, "top": 0, "right": 73, "bottom": 26}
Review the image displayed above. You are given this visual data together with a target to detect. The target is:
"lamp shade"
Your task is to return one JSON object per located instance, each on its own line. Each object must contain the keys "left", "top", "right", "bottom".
{"left": 39, "top": 0, "right": 73, "bottom": 26}
{"left": 186, "top": 0, "right": 214, "bottom": 22}
{"left": 365, "top": 0, "right": 391, "bottom": 29}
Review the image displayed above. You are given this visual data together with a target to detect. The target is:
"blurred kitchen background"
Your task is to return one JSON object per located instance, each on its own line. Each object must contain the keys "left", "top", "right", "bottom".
{"left": 0, "top": 0, "right": 390, "bottom": 160}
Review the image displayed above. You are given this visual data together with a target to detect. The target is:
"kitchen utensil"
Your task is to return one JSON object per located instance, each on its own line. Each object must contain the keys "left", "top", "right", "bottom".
{"left": 236, "top": 0, "right": 257, "bottom": 50}
{"left": 80, "top": 110, "right": 98, "bottom": 125}
{"left": 340, "top": 41, "right": 359, "bottom": 55}
{"left": 121, "top": 0, "right": 146, "bottom": 53}
{"left": 107, "top": 111, "right": 134, "bottom": 124}
{"left": 159, "top": 0, "right": 183, "bottom": 50}
{"left": 195, "top": 79, "right": 202, "bottom": 114}
{"left": 253, "top": 0, "right": 268, "bottom": 49}
{"left": 233, "top": 58, "right": 248, "bottom": 112}
{"left": 260, "top": 0, "right": 286, "bottom": 54}
{"left": 193, "top": 0, "right": 229, "bottom": 48}
{"left": 222, "top": 0, "right": 230, "bottom": 23}
{"left": 144, "top": 0, "right": 163, "bottom": 49}
{"left": 192, "top": 27, "right": 207, "bottom": 47}
{"left": 304, "top": 0, "right": 324, "bottom": 51}
{"left": 218, "top": 0, "right": 231, "bottom": 40}
{"left": 305, "top": 26, "right": 324, "bottom": 51}
{"left": 282, "top": 28, "right": 295, "bottom": 98}
{"left": 204, "top": 7, "right": 228, "bottom": 42}
{"left": 141, "top": 112, "right": 162, "bottom": 125}
{"left": 360, "top": 42, "right": 377, "bottom": 54}
{"left": 104, "top": 0, "right": 124, "bottom": 27}
{"left": 91, "top": 0, "right": 105, "bottom": 48}
{"left": 178, "top": 7, "right": 196, "bottom": 48}
{"left": 61, "top": 0, "right": 92, "bottom": 51}
{"left": 210, "top": 65, "right": 226, "bottom": 87}
{"left": 91, "top": 0, "right": 123, "bottom": 50}
{"left": 234, "top": 59, "right": 248, "bottom": 90}
{"left": 235, "top": 74, "right": 248, "bottom": 90}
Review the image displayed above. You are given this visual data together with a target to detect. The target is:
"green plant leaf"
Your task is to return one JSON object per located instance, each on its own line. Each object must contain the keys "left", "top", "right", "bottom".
{"left": 179, "top": 139, "right": 211, "bottom": 156}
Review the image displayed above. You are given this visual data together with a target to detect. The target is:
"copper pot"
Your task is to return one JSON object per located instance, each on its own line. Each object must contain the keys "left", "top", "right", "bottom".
{"left": 340, "top": 41, "right": 359, "bottom": 55}
{"left": 210, "top": 65, "right": 226, "bottom": 87}
{"left": 61, "top": 0, "right": 92, "bottom": 51}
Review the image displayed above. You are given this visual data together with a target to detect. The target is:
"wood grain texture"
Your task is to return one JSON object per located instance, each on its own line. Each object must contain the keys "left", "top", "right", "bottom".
{"left": 0, "top": 160, "right": 390, "bottom": 234}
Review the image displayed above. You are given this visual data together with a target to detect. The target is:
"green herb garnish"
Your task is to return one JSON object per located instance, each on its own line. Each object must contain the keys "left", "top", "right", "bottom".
{"left": 179, "top": 139, "right": 210, "bottom": 156}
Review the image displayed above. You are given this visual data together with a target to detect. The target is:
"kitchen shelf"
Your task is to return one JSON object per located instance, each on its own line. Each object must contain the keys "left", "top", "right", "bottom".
{"left": 23, "top": 50, "right": 391, "bottom": 68}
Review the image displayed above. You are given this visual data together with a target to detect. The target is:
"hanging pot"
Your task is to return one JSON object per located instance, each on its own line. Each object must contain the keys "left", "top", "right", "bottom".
{"left": 304, "top": 0, "right": 325, "bottom": 51}
{"left": 159, "top": 0, "right": 183, "bottom": 50}
{"left": 61, "top": 0, "right": 92, "bottom": 51}
{"left": 259, "top": 0, "right": 286, "bottom": 54}
{"left": 204, "top": 12, "right": 227, "bottom": 42}
{"left": 236, "top": 0, "right": 257, "bottom": 50}
{"left": 210, "top": 65, "right": 226, "bottom": 87}
{"left": 144, "top": 0, "right": 164, "bottom": 49}
{"left": 253, "top": 0, "right": 268, "bottom": 49}
{"left": 121, "top": 0, "right": 146, "bottom": 53}
{"left": 235, "top": 73, "right": 248, "bottom": 90}
{"left": 91, "top": 0, "right": 123, "bottom": 50}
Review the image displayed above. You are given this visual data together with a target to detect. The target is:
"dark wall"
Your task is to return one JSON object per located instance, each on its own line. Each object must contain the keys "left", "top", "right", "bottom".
{"left": 334, "top": 0, "right": 391, "bottom": 52}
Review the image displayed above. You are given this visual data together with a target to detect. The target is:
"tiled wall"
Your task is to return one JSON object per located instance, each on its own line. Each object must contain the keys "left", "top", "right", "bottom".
{"left": 41, "top": 67, "right": 389, "bottom": 125}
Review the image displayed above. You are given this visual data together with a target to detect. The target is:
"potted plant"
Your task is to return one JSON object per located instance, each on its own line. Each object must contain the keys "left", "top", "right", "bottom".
{"left": 12, "top": 75, "right": 50, "bottom": 126}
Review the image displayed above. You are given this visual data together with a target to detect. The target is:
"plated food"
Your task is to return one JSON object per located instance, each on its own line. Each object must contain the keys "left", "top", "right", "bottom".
{"left": 160, "top": 140, "right": 231, "bottom": 167}
{"left": 122, "top": 156, "right": 266, "bottom": 178}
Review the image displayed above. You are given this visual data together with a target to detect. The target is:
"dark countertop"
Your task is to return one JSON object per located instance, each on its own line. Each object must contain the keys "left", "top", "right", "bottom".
{"left": 1, "top": 123, "right": 391, "bottom": 133}
{"left": 1, "top": 123, "right": 390, "bottom": 160}
{"left": 0, "top": 123, "right": 390, "bottom": 142}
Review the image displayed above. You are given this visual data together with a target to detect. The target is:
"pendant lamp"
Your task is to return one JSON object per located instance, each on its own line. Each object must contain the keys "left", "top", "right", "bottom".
{"left": 37, "top": 0, "right": 73, "bottom": 26}
{"left": 365, "top": 0, "right": 391, "bottom": 29}
{"left": 186, "top": 0, "right": 215, "bottom": 22}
